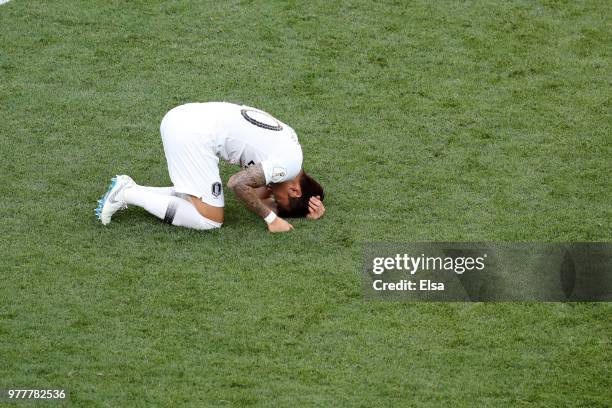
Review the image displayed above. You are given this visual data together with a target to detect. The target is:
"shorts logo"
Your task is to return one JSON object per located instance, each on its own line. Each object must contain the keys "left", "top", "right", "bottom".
{"left": 211, "top": 182, "right": 222, "bottom": 198}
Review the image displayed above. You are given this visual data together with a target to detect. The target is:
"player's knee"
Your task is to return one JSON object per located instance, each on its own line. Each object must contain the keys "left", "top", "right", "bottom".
{"left": 175, "top": 215, "right": 221, "bottom": 231}
{"left": 197, "top": 217, "right": 222, "bottom": 230}
{"left": 189, "top": 215, "right": 223, "bottom": 231}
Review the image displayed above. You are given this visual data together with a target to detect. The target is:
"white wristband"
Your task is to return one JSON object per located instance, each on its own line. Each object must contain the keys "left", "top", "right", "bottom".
{"left": 264, "top": 211, "right": 277, "bottom": 224}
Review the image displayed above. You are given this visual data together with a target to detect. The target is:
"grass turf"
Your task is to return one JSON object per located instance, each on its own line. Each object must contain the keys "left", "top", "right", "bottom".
{"left": 0, "top": 0, "right": 610, "bottom": 406}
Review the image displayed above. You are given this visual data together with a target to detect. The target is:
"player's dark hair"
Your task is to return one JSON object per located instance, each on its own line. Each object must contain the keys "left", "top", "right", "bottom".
{"left": 277, "top": 173, "right": 324, "bottom": 218}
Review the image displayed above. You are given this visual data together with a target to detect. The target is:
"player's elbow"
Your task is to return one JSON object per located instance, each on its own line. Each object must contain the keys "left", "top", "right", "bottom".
{"left": 227, "top": 175, "right": 240, "bottom": 192}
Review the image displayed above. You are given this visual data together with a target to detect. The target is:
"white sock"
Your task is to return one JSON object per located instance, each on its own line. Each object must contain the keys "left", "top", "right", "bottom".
{"left": 123, "top": 186, "right": 221, "bottom": 230}
{"left": 136, "top": 186, "right": 176, "bottom": 196}
{"left": 134, "top": 185, "right": 190, "bottom": 200}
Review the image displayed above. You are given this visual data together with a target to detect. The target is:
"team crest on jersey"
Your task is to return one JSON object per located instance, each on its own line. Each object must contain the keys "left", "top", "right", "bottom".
{"left": 211, "top": 182, "right": 222, "bottom": 198}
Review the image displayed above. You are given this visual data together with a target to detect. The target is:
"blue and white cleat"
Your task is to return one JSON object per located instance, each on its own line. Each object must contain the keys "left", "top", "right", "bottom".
{"left": 95, "top": 175, "right": 135, "bottom": 225}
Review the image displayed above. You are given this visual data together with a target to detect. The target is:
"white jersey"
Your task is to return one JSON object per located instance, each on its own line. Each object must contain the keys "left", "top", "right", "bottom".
{"left": 159, "top": 102, "right": 303, "bottom": 207}
{"left": 209, "top": 103, "right": 303, "bottom": 184}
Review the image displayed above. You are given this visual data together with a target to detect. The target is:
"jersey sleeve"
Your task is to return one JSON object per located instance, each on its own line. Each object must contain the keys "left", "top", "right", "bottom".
{"left": 261, "top": 150, "right": 303, "bottom": 185}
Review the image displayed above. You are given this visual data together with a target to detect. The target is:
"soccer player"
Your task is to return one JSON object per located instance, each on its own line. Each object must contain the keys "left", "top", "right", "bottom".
{"left": 95, "top": 102, "right": 325, "bottom": 233}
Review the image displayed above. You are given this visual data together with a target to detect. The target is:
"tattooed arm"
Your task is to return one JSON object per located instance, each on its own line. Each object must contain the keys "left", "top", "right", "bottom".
{"left": 254, "top": 186, "right": 272, "bottom": 200}
{"left": 227, "top": 164, "right": 269, "bottom": 218}
{"left": 227, "top": 164, "right": 293, "bottom": 232}
{"left": 255, "top": 185, "right": 277, "bottom": 212}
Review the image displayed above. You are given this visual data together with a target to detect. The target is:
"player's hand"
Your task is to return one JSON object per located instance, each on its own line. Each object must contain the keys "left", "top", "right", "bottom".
{"left": 268, "top": 217, "right": 294, "bottom": 233}
{"left": 306, "top": 196, "right": 325, "bottom": 220}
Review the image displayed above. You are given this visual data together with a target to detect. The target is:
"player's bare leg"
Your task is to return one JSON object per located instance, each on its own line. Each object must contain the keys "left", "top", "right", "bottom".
{"left": 186, "top": 196, "right": 224, "bottom": 224}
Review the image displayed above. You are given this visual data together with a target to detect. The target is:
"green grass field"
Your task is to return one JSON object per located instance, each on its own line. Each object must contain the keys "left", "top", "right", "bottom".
{"left": 1, "top": 0, "right": 610, "bottom": 406}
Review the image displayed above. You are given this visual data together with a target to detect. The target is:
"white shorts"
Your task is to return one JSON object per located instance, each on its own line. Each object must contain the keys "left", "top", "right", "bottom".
{"left": 160, "top": 105, "right": 224, "bottom": 207}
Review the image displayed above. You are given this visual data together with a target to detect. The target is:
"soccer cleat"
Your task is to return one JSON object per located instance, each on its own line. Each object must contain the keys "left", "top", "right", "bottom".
{"left": 95, "top": 175, "right": 135, "bottom": 225}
